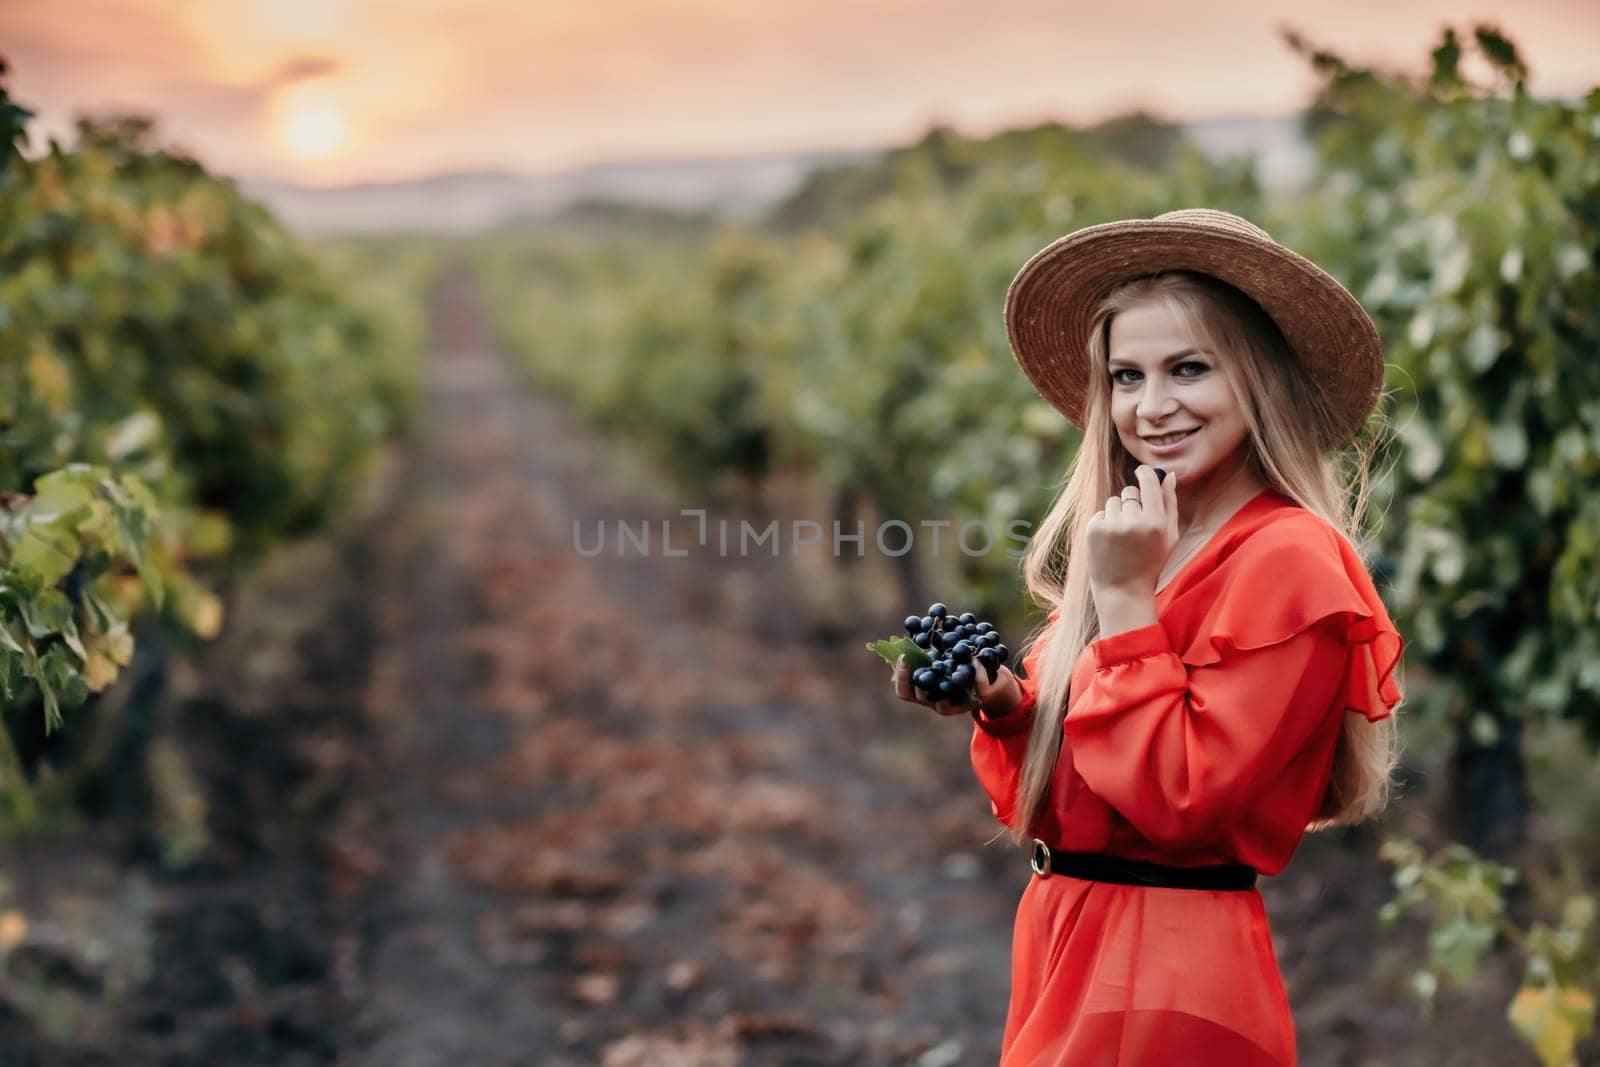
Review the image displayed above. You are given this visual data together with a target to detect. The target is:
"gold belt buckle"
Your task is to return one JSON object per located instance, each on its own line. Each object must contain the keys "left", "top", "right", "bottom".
{"left": 1030, "top": 838, "right": 1052, "bottom": 878}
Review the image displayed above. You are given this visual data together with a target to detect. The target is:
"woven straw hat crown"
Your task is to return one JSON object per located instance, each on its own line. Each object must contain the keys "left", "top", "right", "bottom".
{"left": 1004, "top": 208, "right": 1384, "bottom": 452}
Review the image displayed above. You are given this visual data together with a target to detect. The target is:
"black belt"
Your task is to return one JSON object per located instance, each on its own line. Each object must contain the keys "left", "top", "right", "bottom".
{"left": 1029, "top": 839, "right": 1258, "bottom": 891}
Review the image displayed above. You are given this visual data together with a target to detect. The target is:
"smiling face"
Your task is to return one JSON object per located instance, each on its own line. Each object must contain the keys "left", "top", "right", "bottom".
{"left": 1105, "top": 297, "right": 1254, "bottom": 494}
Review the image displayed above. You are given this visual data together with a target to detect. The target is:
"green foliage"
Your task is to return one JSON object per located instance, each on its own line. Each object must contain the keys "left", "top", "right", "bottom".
{"left": 1278, "top": 28, "right": 1600, "bottom": 740}
{"left": 1284, "top": 27, "right": 1600, "bottom": 1065}
{"left": 1380, "top": 837, "right": 1521, "bottom": 995}
{"left": 308, "top": 232, "right": 438, "bottom": 430}
{"left": 1381, "top": 836, "right": 1597, "bottom": 1067}
{"left": 0, "top": 59, "right": 29, "bottom": 181}
{"left": 768, "top": 113, "right": 1189, "bottom": 231}
{"left": 475, "top": 219, "right": 775, "bottom": 496}
{"left": 0, "top": 68, "right": 415, "bottom": 773}
{"left": 1, "top": 466, "right": 157, "bottom": 729}
{"left": 865, "top": 636, "right": 929, "bottom": 671}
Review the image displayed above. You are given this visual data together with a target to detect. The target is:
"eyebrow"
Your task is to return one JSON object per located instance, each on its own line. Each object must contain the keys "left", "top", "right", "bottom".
{"left": 1106, "top": 348, "right": 1207, "bottom": 370}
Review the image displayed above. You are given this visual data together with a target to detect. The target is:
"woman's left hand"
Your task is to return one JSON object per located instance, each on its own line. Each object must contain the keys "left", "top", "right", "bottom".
{"left": 1086, "top": 465, "right": 1180, "bottom": 595}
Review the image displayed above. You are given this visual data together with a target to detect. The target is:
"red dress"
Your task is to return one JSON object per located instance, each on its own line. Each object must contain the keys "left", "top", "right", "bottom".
{"left": 969, "top": 487, "right": 1403, "bottom": 1066}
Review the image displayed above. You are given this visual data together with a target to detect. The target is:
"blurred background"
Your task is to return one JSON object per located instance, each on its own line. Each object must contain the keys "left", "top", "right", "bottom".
{"left": 1, "top": 3, "right": 1597, "bottom": 1064}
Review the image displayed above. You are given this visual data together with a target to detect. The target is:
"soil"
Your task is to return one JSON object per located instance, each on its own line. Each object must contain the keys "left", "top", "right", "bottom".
{"left": 0, "top": 269, "right": 1545, "bottom": 1066}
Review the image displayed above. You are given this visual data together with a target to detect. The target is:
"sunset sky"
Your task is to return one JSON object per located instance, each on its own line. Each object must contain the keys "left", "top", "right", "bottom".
{"left": 4, "top": 0, "right": 1596, "bottom": 186}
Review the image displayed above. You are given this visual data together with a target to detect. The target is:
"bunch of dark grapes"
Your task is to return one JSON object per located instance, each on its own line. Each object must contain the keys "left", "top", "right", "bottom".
{"left": 904, "top": 602, "right": 1010, "bottom": 706}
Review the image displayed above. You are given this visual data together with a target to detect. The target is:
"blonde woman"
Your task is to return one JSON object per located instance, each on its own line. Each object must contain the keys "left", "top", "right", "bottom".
{"left": 892, "top": 210, "right": 1405, "bottom": 1065}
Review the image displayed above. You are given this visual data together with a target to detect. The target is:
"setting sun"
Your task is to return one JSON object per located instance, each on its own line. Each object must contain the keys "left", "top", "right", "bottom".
{"left": 275, "top": 85, "right": 349, "bottom": 161}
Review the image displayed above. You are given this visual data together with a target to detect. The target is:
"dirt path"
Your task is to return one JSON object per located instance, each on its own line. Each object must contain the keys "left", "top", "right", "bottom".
{"left": 337, "top": 268, "right": 1024, "bottom": 1065}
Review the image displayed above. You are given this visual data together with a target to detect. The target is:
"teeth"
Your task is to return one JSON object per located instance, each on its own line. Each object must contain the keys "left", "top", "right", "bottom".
{"left": 1150, "top": 429, "right": 1195, "bottom": 445}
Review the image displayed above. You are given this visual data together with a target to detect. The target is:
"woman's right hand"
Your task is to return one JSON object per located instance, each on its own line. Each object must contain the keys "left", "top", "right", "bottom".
{"left": 892, "top": 655, "right": 1024, "bottom": 719}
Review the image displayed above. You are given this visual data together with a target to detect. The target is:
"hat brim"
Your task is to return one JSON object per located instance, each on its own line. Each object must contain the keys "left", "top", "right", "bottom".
{"left": 1004, "top": 217, "right": 1383, "bottom": 452}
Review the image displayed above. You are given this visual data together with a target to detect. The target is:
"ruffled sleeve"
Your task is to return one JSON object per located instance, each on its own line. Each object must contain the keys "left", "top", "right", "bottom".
{"left": 1171, "top": 514, "right": 1404, "bottom": 723}
{"left": 968, "top": 609, "right": 1055, "bottom": 828}
{"left": 1063, "top": 518, "right": 1404, "bottom": 851}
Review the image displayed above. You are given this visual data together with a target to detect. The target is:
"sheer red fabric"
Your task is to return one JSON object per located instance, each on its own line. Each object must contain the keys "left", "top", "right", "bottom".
{"left": 969, "top": 488, "right": 1404, "bottom": 1066}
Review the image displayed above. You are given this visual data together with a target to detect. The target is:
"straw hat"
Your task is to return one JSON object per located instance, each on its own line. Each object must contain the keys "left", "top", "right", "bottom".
{"left": 1004, "top": 208, "right": 1384, "bottom": 451}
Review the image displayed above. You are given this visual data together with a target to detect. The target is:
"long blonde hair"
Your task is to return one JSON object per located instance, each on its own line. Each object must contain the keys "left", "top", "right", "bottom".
{"left": 1004, "top": 269, "right": 1401, "bottom": 847}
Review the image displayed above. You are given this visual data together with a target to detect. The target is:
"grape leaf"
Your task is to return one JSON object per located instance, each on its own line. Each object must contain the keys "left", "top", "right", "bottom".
{"left": 865, "top": 635, "right": 930, "bottom": 669}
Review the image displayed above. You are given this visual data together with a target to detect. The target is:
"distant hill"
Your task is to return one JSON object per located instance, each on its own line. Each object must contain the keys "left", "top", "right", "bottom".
{"left": 249, "top": 114, "right": 1314, "bottom": 236}
{"left": 244, "top": 149, "right": 877, "bottom": 235}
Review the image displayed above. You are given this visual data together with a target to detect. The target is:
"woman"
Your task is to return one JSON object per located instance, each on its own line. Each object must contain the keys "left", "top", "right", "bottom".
{"left": 892, "top": 209, "right": 1405, "bottom": 1065}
